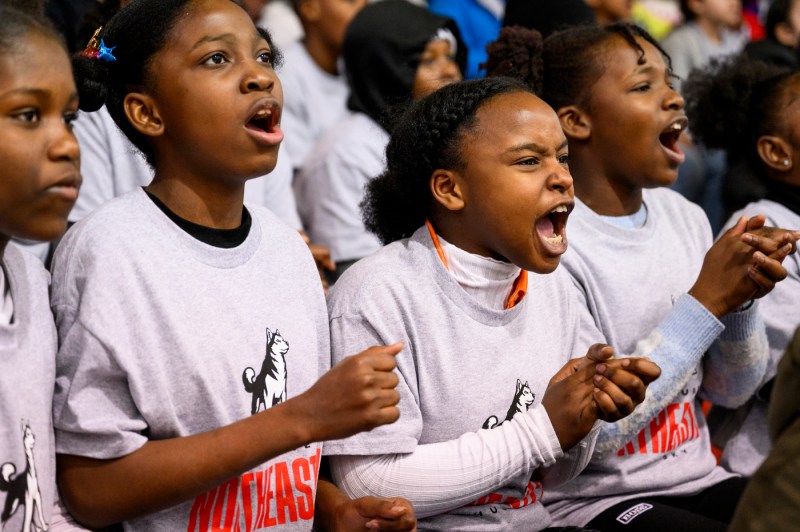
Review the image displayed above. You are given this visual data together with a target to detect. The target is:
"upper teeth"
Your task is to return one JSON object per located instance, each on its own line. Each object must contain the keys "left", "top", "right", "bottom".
{"left": 670, "top": 122, "right": 682, "bottom": 131}
{"left": 551, "top": 205, "right": 568, "bottom": 213}
{"left": 255, "top": 109, "right": 271, "bottom": 119}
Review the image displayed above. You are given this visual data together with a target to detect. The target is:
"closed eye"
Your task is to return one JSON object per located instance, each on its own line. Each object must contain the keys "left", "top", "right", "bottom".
{"left": 631, "top": 83, "right": 651, "bottom": 93}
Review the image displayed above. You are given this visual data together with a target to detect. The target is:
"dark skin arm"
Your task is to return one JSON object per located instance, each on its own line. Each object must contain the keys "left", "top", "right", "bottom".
{"left": 58, "top": 344, "right": 403, "bottom": 529}
{"left": 315, "top": 474, "right": 416, "bottom": 532}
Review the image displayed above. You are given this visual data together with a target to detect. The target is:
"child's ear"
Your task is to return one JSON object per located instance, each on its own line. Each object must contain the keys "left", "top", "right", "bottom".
{"left": 124, "top": 92, "right": 164, "bottom": 138}
{"left": 775, "top": 22, "right": 797, "bottom": 47}
{"left": 557, "top": 105, "right": 591, "bottom": 141}
{"left": 757, "top": 135, "right": 793, "bottom": 172}
{"left": 430, "top": 169, "right": 465, "bottom": 212}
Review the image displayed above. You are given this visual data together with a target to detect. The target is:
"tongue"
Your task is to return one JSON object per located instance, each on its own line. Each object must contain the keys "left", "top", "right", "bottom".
{"left": 536, "top": 216, "right": 555, "bottom": 238}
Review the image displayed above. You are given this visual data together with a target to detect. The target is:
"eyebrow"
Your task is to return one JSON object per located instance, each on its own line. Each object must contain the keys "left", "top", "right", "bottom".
{"left": 191, "top": 33, "right": 237, "bottom": 50}
{"left": 0, "top": 87, "right": 79, "bottom": 104}
{"left": 191, "top": 31, "right": 268, "bottom": 51}
{"left": 506, "top": 139, "right": 568, "bottom": 154}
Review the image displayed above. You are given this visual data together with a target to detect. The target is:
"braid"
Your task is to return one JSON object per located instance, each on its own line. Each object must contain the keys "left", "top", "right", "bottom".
{"left": 541, "top": 22, "right": 672, "bottom": 111}
{"left": 362, "top": 77, "right": 533, "bottom": 244}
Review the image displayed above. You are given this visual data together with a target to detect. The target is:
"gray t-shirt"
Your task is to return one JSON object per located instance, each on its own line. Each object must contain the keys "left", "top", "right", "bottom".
{"left": 0, "top": 246, "right": 58, "bottom": 532}
{"left": 51, "top": 188, "right": 329, "bottom": 531}
{"left": 546, "top": 188, "right": 767, "bottom": 526}
{"left": 325, "top": 227, "right": 594, "bottom": 531}
{"left": 715, "top": 199, "right": 800, "bottom": 475}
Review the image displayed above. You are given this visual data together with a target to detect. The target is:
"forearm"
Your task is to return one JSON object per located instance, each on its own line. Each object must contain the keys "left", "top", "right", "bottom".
{"left": 536, "top": 421, "right": 601, "bottom": 489}
{"left": 701, "top": 303, "right": 768, "bottom": 408}
{"left": 330, "top": 405, "right": 561, "bottom": 519}
{"left": 58, "top": 398, "right": 313, "bottom": 529}
{"left": 594, "top": 294, "right": 722, "bottom": 455}
{"left": 314, "top": 477, "right": 350, "bottom": 532}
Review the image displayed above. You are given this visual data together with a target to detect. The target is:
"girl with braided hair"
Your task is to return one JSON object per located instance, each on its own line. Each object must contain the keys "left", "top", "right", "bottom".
{"left": 325, "top": 76, "right": 661, "bottom": 531}
{"left": 484, "top": 23, "right": 798, "bottom": 531}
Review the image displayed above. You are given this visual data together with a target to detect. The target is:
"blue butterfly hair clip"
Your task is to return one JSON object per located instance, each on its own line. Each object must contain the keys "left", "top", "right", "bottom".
{"left": 98, "top": 40, "right": 117, "bottom": 62}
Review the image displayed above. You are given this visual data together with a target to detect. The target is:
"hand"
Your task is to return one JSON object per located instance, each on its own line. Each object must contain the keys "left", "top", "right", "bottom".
{"left": 294, "top": 344, "right": 403, "bottom": 442}
{"left": 592, "top": 356, "right": 661, "bottom": 422}
{"left": 690, "top": 216, "right": 791, "bottom": 317}
{"left": 333, "top": 496, "right": 416, "bottom": 532}
{"left": 743, "top": 216, "right": 800, "bottom": 255}
{"left": 541, "top": 346, "right": 606, "bottom": 450}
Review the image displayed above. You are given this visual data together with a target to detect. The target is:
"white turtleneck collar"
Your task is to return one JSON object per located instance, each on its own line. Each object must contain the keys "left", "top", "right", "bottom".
{"left": 437, "top": 235, "right": 521, "bottom": 310}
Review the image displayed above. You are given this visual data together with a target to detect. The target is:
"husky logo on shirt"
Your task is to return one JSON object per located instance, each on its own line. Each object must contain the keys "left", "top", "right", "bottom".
{"left": 242, "top": 329, "right": 289, "bottom": 415}
{"left": 1, "top": 422, "right": 47, "bottom": 532}
{"left": 616, "top": 401, "right": 701, "bottom": 456}
{"left": 482, "top": 379, "right": 534, "bottom": 429}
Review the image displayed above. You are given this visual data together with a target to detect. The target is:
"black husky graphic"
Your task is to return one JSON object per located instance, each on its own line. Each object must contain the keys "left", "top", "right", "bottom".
{"left": 482, "top": 380, "right": 535, "bottom": 429}
{"left": 242, "top": 328, "right": 289, "bottom": 415}
{"left": 1, "top": 422, "right": 47, "bottom": 532}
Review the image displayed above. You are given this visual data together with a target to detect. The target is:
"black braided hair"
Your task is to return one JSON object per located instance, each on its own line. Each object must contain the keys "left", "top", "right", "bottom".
{"left": 361, "top": 77, "right": 533, "bottom": 245}
{"left": 72, "top": 0, "right": 281, "bottom": 167}
{"left": 683, "top": 55, "right": 795, "bottom": 208}
{"left": 484, "top": 22, "right": 672, "bottom": 112}
{"left": 0, "top": 4, "right": 63, "bottom": 53}
{"left": 541, "top": 22, "right": 673, "bottom": 111}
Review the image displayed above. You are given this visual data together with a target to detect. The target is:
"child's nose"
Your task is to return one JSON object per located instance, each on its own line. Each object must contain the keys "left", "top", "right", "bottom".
{"left": 50, "top": 125, "right": 80, "bottom": 163}
{"left": 548, "top": 163, "right": 573, "bottom": 192}
{"left": 664, "top": 87, "right": 684, "bottom": 111}
{"left": 241, "top": 63, "right": 276, "bottom": 94}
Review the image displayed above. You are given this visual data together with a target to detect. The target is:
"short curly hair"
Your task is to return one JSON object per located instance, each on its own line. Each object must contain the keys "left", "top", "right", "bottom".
{"left": 683, "top": 55, "right": 795, "bottom": 208}
{"left": 361, "top": 77, "right": 533, "bottom": 245}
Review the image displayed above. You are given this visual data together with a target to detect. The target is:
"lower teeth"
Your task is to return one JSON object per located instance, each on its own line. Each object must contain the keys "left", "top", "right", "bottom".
{"left": 545, "top": 235, "right": 563, "bottom": 244}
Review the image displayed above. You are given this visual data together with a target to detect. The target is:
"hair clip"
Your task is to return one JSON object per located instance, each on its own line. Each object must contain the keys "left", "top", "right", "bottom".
{"left": 98, "top": 40, "right": 117, "bottom": 62}
{"left": 81, "top": 27, "right": 116, "bottom": 62}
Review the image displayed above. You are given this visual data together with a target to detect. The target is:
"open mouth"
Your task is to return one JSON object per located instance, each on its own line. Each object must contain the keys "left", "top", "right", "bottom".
{"left": 245, "top": 100, "right": 284, "bottom": 146}
{"left": 536, "top": 203, "right": 571, "bottom": 248}
{"left": 659, "top": 117, "right": 688, "bottom": 165}
{"left": 247, "top": 105, "right": 278, "bottom": 133}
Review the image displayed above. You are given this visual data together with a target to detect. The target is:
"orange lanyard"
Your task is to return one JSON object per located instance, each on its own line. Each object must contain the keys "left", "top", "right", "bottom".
{"left": 425, "top": 220, "right": 527, "bottom": 309}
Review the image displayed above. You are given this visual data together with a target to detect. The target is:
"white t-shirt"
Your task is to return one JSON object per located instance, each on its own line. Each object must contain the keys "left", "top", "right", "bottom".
{"left": 278, "top": 42, "right": 350, "bottom": 169}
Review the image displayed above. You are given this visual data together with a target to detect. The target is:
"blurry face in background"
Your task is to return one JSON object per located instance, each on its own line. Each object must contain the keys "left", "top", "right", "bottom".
{"left": 586, "top": 0, "right": 634, "bottom": 23}
{"left": 691, "top": 0, "right": 742, "bottom": 27}
{"left": 412, "top": 39, "right": 462, "bottom": 100}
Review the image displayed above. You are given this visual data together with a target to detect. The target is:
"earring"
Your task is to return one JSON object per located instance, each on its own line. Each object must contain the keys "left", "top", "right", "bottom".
{"left": 784, "top": 160, "right": 791, "bottom": 166}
